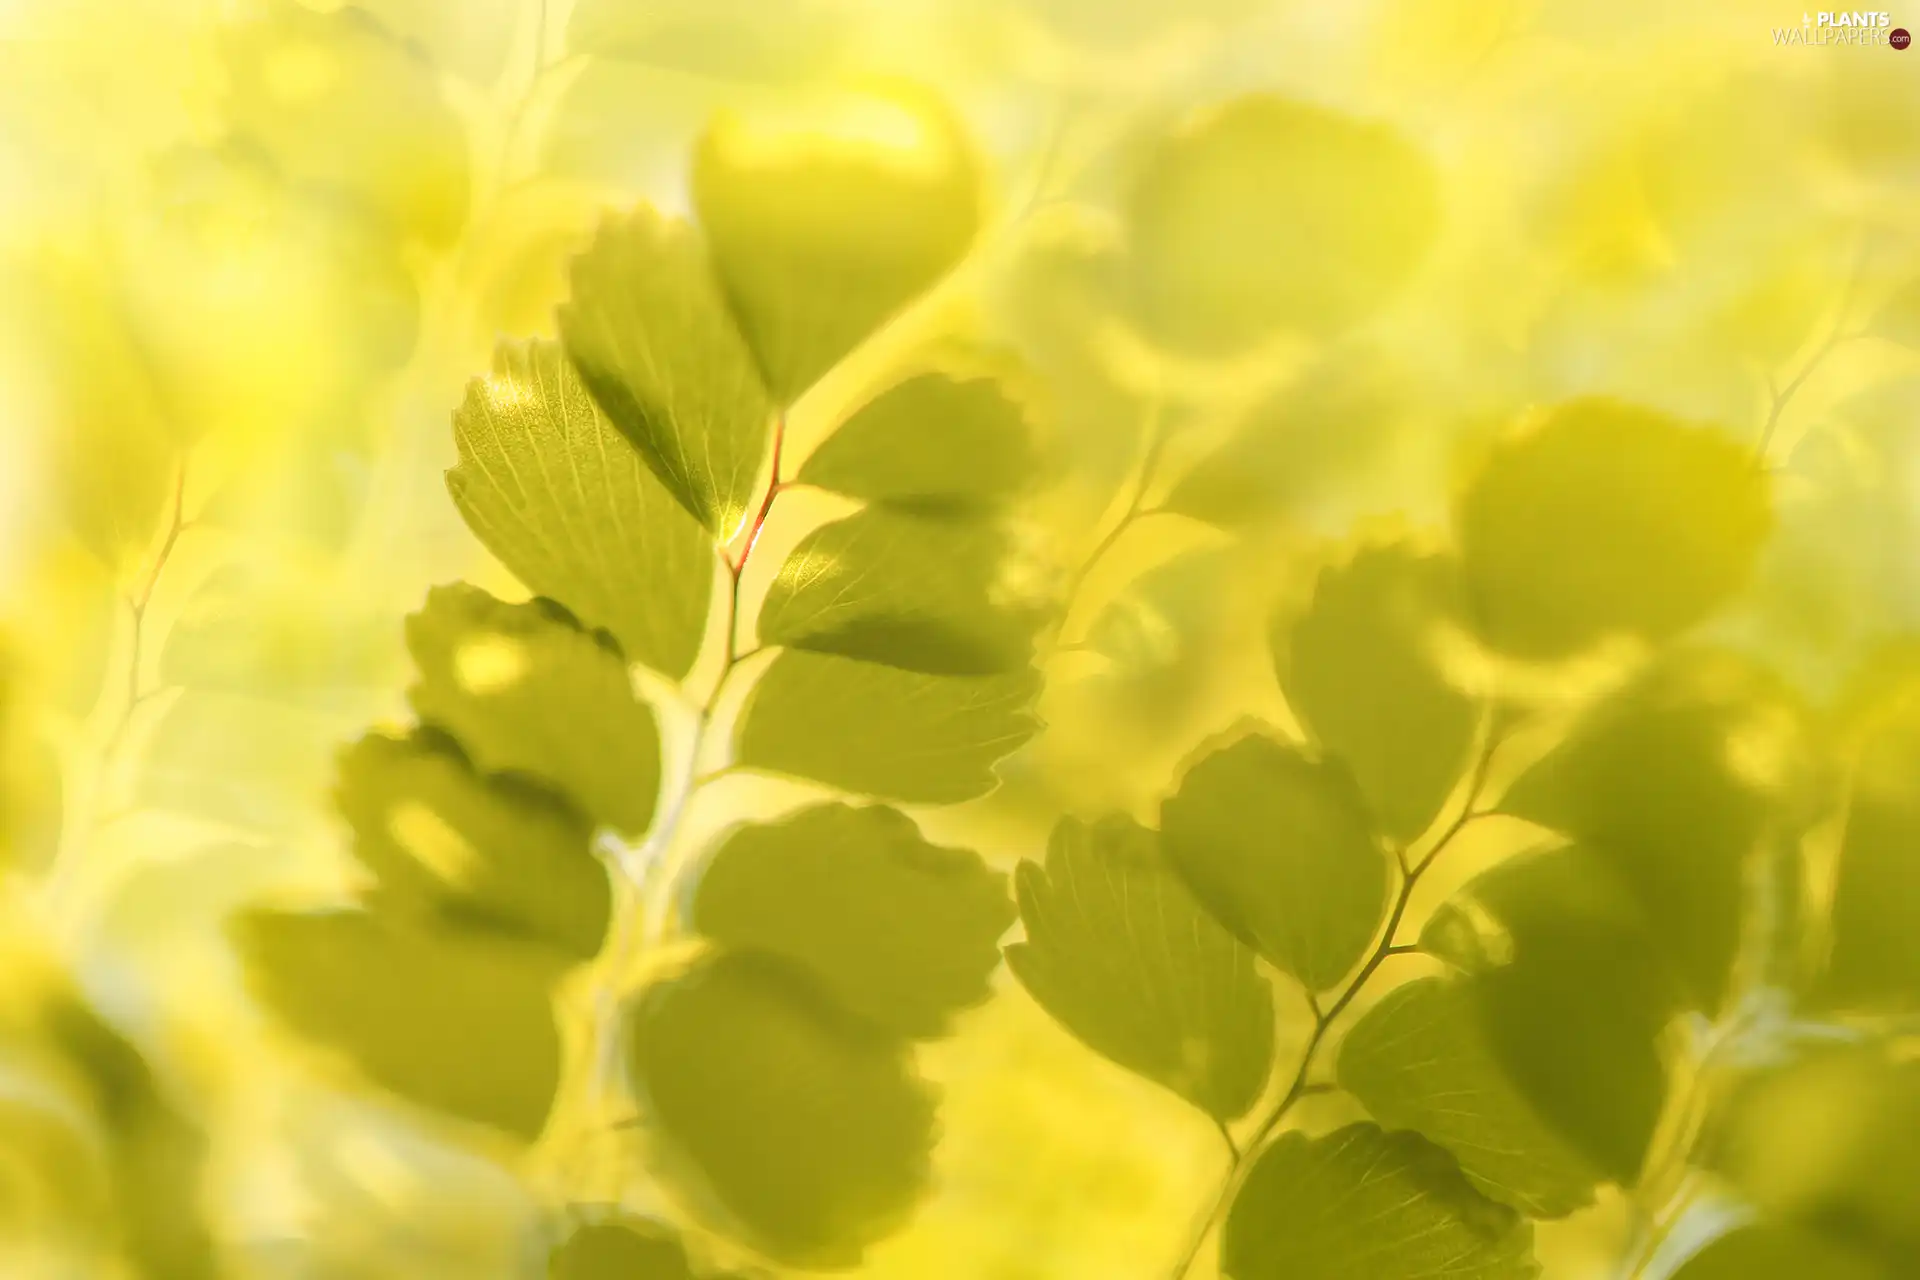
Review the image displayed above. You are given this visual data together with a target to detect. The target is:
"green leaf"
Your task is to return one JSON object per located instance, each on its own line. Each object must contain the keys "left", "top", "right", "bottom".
{"left": 1820, "top": 686, "right": 1920, "bottom": 1013}
{"left": 1338, "top": 977, "right": 1600, "bottom": 1218}
{"left": 449, "top": 339, "right": 717, "bottom": 681}
{"left": 627, "top": 950, "right": 934, "bottom": 1268}
{"left": 405, "top": 585, "right": 661, "bottom": 837}
{"left": 1454, "top": 397, "right": 1772, "bottom": 658}
{"left": 560, "top": 206, "right": 774, "bottom": 540}
{"left": 1159, "top": 733, "right": 1389, "bottom": 991}
{"left": 236, "top": 910, "right": 567, "bottom": 1141}
{"left": 1421, "top": 846, "right": 1675, "bottom": 1185}
{"left": 758, "top": 508, "right": 1043, "bottom": 675}
{"left": 1503, "top": 648, "right": 1813, "bottom": 1012}
{"left": 1277, "top": 541, "right": 1477, "bottom": 843}
{"left": 1085, "top": 546, "right": 1232, "bottom": 683}
{"left": 737, "top": 650, "right": 1039, "bottom": 803}
{"left": 690, "top": 803, "right": 1013, "bottom": 1039}
{"left": 692, "top": 87, "right": 982, "bottom": 401}
{"left": 1005, "top": 816, "right": 1274, "bottom": 1122}
{"left": 1223, "top": 1124, "right": 1538, "bottom": 1280}
{"left": 221, "top": 3, "right": 469, "bottom": 245}
{"left": 334, "top": 731, "right": 611, "bottom": 960}
{"left": 1126, "top": 95, "right": 1440, "bottom": 353}
{"left": 798, "top": 372, "right": 1040, "bottom": 510}
{"left": 549, "top": 1218, "right": 724, "bottom": 1280}
{"left": 1669, "top": 1226, "right": 1890, "bottom": 1280}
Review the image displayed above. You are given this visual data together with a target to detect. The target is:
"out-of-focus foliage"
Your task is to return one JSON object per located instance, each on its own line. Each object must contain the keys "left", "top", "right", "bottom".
{"left": 1, "top": 0, "right": 1919, "bottom": 1277}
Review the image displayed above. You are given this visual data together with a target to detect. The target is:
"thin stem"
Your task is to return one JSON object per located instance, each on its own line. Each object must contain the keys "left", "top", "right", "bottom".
{"left": 1051, "top": 402, "right": 1172, "bottom": 650}
{"left": 1164, "top": 712, "right": 1504, "bottom": 1280}
{"left": 1755, "top": 238, "right": 1867, "bottom": 461}
{"left": 98, "top": 462, "right": 187, "bottom": 775}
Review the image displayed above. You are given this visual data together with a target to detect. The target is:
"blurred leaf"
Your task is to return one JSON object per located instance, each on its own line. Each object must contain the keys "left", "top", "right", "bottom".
{"left": 758, "top": 508, "right": 1043, "bottom": 675}
{"left": 1874, "top": 275, "right": 1920, "bottom": 351}
{"left": 799, "top": 372, "right": 1040, "bottom": 511}
{"left": 1276, "top": 541, "right": 1477, "bottom": 844}
{"left": 1222, "top": 1124, "right": 1537, "bottom": 1280}
{"left": 1085, "top": 545, "right": 1231, "bottom": 683}
{"left": 449, "top": 339, "right": 716, "bottom": 681}
{"left": 1422, "top": 846, "right": 1675, "bottom": 1185}
{"left": 1338, "top": 977, "right": 1600, "bottom": 1218}
{"left": 541, "top": 61, "right": 729, "bottom": 194}
{"left": 0, "top": 1061, "right": 108, "bottom": 1236}
{"left": 737, "top": 650, "right": 1039, "bottom": 803}
{"left": 560, "top": 207, "right": 774, "bottom": 540}
{"left": 1455, "top": 398, "right": 1772, "bottom": 658}
{"left": 690, "top": 803, "right": 1013, "bottom": 1039}
{"left": 1504, "top": 648, "right": 1813, "bottom": 1012}
{"left": 568, "top": 0, "right": 847, "bottom": 82}
{"left": 1159, "top": 733, "right": 1389, "bottom": 991}
{"left": 1126, "top": 95, "right": 1439, "bottom": 353}
{"left": 237, "top": 909, "right": 568, "bottom": 1141}
{"left": 358, "top": 0, "right": 516, "bottom": 85}
{"left": 221, "top": 2, "right": 469, "bottom": 244}
{"left": 628, "top": 950, "right": 933, "bottom": 1268}
{"left": 1164, "top": 353, "right": 1411, "bottom": 528}
{"left": 1668, "top": 1225, "right": 1889, "bottom": 1280}
{"left": 692, "top": 86, "right": 982, "bottom": 401}
{"left": 1821, "top": 686, "right": 1920, "bottom": 1013}
{"left": 335, "top": 730, "right": 610, "bottom": 960}
{"left": 1005, "top": 816, "right": 1274, "bottom": 1123}
{"left": 139, "top": 691, "right": 356, "bottom": 833}
{"left": 550, "top": 1217, "right": 733, "bottom": 1279}
{"left": 405, "top": 585, "right": 661, "bottom": 837}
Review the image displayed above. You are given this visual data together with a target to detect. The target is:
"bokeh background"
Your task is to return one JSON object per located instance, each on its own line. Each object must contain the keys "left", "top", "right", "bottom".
{"left": 1, "top": 0, "right": 1917, "bottom": 1277}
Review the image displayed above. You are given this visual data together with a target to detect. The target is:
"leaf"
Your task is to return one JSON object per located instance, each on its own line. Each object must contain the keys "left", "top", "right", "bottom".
{"left": 549, "top": 1218, "right": 720, "bottom": 1280}
{"left": 1454, "top": 398, "right": 1772, "bottom": 658}
{"left": 1668, "top": 1225, "right": 1890, "bottom": 1280}
{"left": 559, "top": 206, "right": 774, "bottom": 540}
{"left": 1159, "top": 733, "right": 1389, "bottom": 991}
{"left": 798, "top": 372, "right": 1040, "bottom": 510}
{"left": 1223, "top": 1124, "right": 1538, "bottom": 1280}
{"left": 1820, "top": 686, "right": 1920, "bottom": 1013}
{"left": 1004, "top": 816, "right": 1274, "bottom": 1122}
{"left": 1085, "top": 546, "right": 1232, "bottom": 683}
{"left": 1338, "top": 977, "right": 1600, "bottom": 1218}
{"left": 139, "top": 692, "right": 358, "bottom": 833}
{"left": 692, "top": 86, "right": 982, "bottom": 401}
{"left": 357, "top": 0, "right": 517, "bottom": 85}
{"left": 236, "top": 909, "right": 568, "bottom": 1141}
{"left": 567, "top": 0, "right": 846, "bottom": 82}
{"left": 1874, "top": 274, "right": 1920, "bottom": 350}
{"left": 758, "top": 508, "right": 1043, "bottom": 675}
{"left": 1277, "top": 541, "right": 1477, "bottom": 843}
{"left": 736, "top": 650, "right": 1039, "bottom": 803}
{"left": 449, "top": 339, "right": 717, "bottom": 680}
{"left": 691, "top": 804, "right": 1010, "bottom": 1039}
{"left": 1125, "top": 95, "right": 1440, "bottom": 353}
{"left": 1503, "top": 648, "right": 1813, "bottom": 1012}
{"left": 405, "top": 585, "right": 661, "bottom": 837}
{"left": 1421, "top": 846, "right": 1676, "bottom": 1185}
{"left": 335, "top": 731, "right": 611, "bottom": 960}
{"left": 627, "top": 950, "right": 934, "bottom": 1268}
{"left": 220, "top": 3, "right": 469, "bottom": 244}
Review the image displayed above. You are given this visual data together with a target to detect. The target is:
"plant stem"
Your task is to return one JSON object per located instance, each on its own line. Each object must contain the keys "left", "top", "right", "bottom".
{"left": 1164, "top": 714, "right": 1503, "bottom": 1280}
{"left": 1050, "top": 400, "right": 1172, "bottom": 652}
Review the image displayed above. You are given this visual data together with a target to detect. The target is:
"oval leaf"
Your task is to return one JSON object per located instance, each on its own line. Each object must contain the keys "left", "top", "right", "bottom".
{"left": 798, "top": 372, "right": 1039, "bottom": 511}
{"left": 1821, "top": 686, "right": 1920, "bottom": 1014}
{"left": 1005, "top": 816, "right": 1274, "bottom": 1123}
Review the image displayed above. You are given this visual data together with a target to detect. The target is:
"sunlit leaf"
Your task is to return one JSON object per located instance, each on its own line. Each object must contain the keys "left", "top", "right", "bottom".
{"left": 736, "top": 650, "right": 1040, "bottom": 803}
{"left": 1668, "top": 1225, "right": 1889, "bottom": 1280}
{"left": 1126, "top": 94, "right": 1439, "bottom": 353}
{"left": 449, "top": 339, "right": 717, "bottom": 681}
{"left": 139, "top": 692, "right": 357, "bottom": 834}
{"left": 1223, "top": 1124, "right": 1538, "bottom": 1280}
{"left": 1005, "top": 816, "right": 1274, "bottom": 1122}
{"left": 1421, "top": 846, "right": 1675, "bottom": 1185}
{"left": 799, "top": 372, "right": 1040, "bottom": 511}
{"left": 1159, "top": 733, "right": 1389, "bottom": 991}
{"left": 690, "top": 803, "right": 1013, "bottom": 1039}
{"left": 221, "top": 1, "right": 469, "bottom": 244}
{"left": 1338, "top": 977, "right": 1600, "bottom": 1218}
{"left": 560, "top": 207, "right": 774, "bottom": 539}
{"left": 549, "top": 1217, "right": 740, "bottom": 1280}
{"left": 1454, "top": 398, "right": 1772, "bottom": 657}
{"left": 1821, "top": 685, "right": 1920, "bottom": 1013}
{"left": 1503, "top": 648, "right": 1813, "bottom": 1011}
{"left": 692, "top": 86, "right": 982, "bottom": 401}
{"left": 1277, "top": 541, "right": 1477, "bottom": 843}
{"left": 358, "top": 0, "right": 517, "bottom": 85}
{"left": 335, "top": 731, "right": 611, "bottom": 960}
{"left": 405, "top": 585, "right": 661, "bottom": 837}
{"left": 1085, "top": 546, "right": 1231, "bottom": 684}
{"left": 237, "top": 910, "right": 568, "bottom": 1141}
{"left": 758, "top": 508, "right": 1043, "bottom": 675}
{"left": 628, "top": 950, "right": 934, "bottom": 1268}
